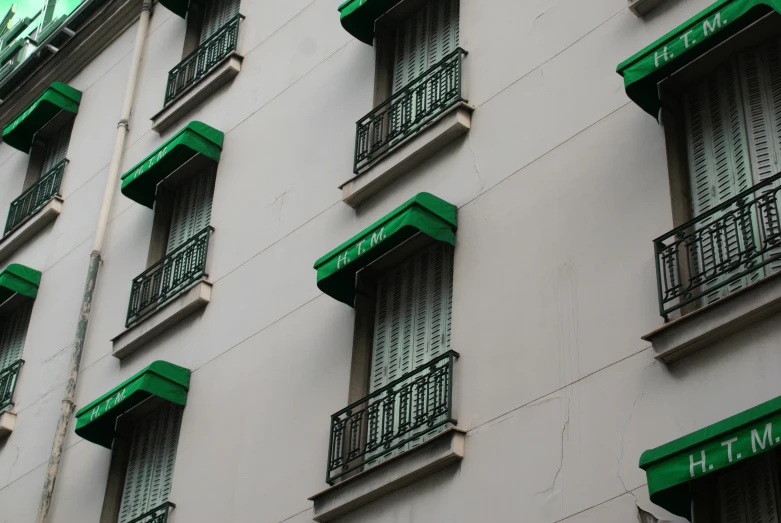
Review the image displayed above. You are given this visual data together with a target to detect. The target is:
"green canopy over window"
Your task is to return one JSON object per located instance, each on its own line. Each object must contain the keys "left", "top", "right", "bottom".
{"left": 616, "top": 0, "right": 781, "bottom": 117}
{"left": 1, "top": 82, "right": 82, "bottom": 153}
{"left": 314, "top": 192, "right": 457, "bottom": 307}
{"left": 74, "top": 361, "right": 190, "bottom": 449}
{"left": 338, "top": 0, "right": 399, "bottom": 45}
{"left": 120, "top": 121, "right": 224, "bottom": 208}
{"left": 159, "top": 0, "right": 189, "bottom": 18}
{"left": 640, "top": 394, "right": 781, "bottom": 518}
{"left": 0, "top": 264, "right": 41, "bottom": 304}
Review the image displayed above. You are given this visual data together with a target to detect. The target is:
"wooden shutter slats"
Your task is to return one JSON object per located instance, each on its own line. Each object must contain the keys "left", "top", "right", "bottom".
{"left": 0, "top": 302, "right": 32, "bottom": 371}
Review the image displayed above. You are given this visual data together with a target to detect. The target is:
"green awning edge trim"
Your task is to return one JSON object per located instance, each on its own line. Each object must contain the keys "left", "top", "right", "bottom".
{"left": 74, "top": 361, "right": 190, "bottom": 449}
{"left": 338, "top": 0, "right": 401, "bottom": 45}
{"left": 0, "top": 264, "right": 41, "bottom": 304}
{"left": 120, "top": 121, "right": 224, "bottom": 208}
{"left": 314, "top": 192, "right": 457, "bottom": 307}
{"left": 616, "top": 0, "right": 781, "bottom": 117}
{"left": 158, "top": 0, "right": 189, "bottom": 18}
{"left": 1, "top": 81, "right": 82, "bottom": 153}
{"left": 640, "top": 394, "right": 781, "bottom": 518}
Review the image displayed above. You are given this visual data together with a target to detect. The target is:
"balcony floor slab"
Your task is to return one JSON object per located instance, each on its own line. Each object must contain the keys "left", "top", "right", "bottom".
{"left": 0, "top": 197, "right": 62, "bottom": 263}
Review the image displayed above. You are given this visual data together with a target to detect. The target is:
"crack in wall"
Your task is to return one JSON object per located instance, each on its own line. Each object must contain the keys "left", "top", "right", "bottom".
{"left": 536, "top": 395, "right": 571, "bottom": 497}
{"left": 467, "top": 134, "right": 486, "bottom": 195}
{"left": 617, "top": 392, "right": 643, "bottom": 504}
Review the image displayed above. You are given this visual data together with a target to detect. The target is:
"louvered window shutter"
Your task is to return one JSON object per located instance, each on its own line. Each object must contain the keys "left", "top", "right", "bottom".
{"left": 41, "top": 122, "right": 72, "bottom": 175}
{"left": 118, "top": 404, "right": 184, "bottom": 523}
{"left": 367, "top": 243, "right": 454, "bottom": 462}
{"left": 717, "top": 453, "right": 781, "bottom": 523}
{"left": 684, "top": 58, "right": 756, "bottom": 304}
{"left": 166, "top": 168, "right": 216, "bottom": 254}
{"left": 392, "top": 0, "right": 459, "bottom": 95}
{"left": 200, "top": 0, "right": 240, "bottom": 41}
{"left": 0, "top": 302, "right": 32, "bottom": 371}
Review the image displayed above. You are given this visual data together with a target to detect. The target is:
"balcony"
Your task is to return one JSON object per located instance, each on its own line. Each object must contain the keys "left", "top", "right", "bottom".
{"left": 0, "top": 359, "right": 23, "bottom": 412}
{"left": 342, "top": 48, "right": 472, "bottom": 206}
{"left": 152, "top": 15, "right": 244, "bottom": 133}
{"left": 127, "top": 502, "right": 175, "bottom": 523}
{"left": 126, "top": 226, "right": 213, "bottom": 328}
{"left": 4, "top": 160, "right": 66, "bottom": 237}
{"left": 647, "top": 172, "right": 781, "bottom": 362}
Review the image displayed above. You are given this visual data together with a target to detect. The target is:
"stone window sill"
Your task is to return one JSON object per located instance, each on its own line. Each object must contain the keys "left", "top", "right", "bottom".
{"left": 340, "top": 103, "right": 474, "bottom": 208}
{"left": 0, "top": 411, "right": 15, "bottom": 438}
{"left": 0, "top": 196, "right": 62, "bottom": 263}
{"left": 642, "top": 271, "right": 781, "bottom": 363}
{"left": 111, "top": 279, "right": 211, "bottom": 359}
{"left": 629, "top": 0, "right": 667, "bottom": 16}
{"left": 309, "top": 427, "right": 465, "bottom": 522}
{"left": 151, "top": 52, "right": 243, "bottom": 135}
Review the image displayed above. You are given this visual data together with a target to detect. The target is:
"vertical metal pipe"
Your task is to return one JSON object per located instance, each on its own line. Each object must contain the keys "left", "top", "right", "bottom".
{"left": 36, "top": 1, "right": 152, "bottom": 521}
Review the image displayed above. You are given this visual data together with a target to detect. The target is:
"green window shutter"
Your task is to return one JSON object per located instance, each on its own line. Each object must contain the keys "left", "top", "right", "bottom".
{"left": 166, "top": 168, "right": 216, "bottom": 254}
{"left": 118, "top": 404, "right": 183, "bottom": 522}
{"left": 200, "top": 0, "right": 240, "bottom": 41}
{"left": 41, "top": 121, "right": 72, "bottom": 175}
{"left": 684, "top": 59, "right": 755, "bottom": 304}
{"left": 717, "top": 454, "right": 781, "bottom": 523}
{"left": 0, "top": 301, "right": 32, "bottom": 371}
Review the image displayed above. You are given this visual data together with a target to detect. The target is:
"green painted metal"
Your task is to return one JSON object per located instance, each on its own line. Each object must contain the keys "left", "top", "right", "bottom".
{"left": 120, "top": 121, "right": 224, "bottom": 208}
{"left": 0, "top": 359, "right": 23, "bottom": 411}
{"left": 616, "top": 0, "right": 781, "bottom": 117}
{"left": 640, "top": 394, "right": 781, "bottom": 518}
{"left": 337, "top": 0, "right": 399, "bottom": 44}
{"left": 0, "top": 264, "right": 41, "bottom": 303}
{"left": 314, "top": 192, "right": 457, "bottom": 307}
{"left": 4, "top": 159, "right": 66, "bottom": 236}
{"left": 126, "top": 502, "right": 176, "bottom": 523}
{"left": 1, "top": 81, "right": 81, "bottom": 153}
{"left": 164, "top": 14, "right": 242, "bottom": 106}
{"left": 158, "top": 0, "right": 188, "bottom": 18}
{"left": 74, "top": 361, "right": 190, "bottom": 449}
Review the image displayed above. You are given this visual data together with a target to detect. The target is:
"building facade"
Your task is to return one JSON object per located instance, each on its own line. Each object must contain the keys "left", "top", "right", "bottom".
{"left": 0, "top": 0, "right": 778, "bottom": 521}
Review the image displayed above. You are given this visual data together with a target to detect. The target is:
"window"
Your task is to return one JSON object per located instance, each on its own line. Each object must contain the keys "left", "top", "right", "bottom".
{"left": 198, "top": 0, "right": 240, "bottom": 43}
{"left": 116, "top": 403, "right": 183, "bottom": 523}
{"left": 165, "top": 167, "right": 216, "bottom": 255}
{"left": 691, "top": 451, "right": 781, "bottom": 522}
{"left": 0, "top": 300, "right": 31, "bottom": 410}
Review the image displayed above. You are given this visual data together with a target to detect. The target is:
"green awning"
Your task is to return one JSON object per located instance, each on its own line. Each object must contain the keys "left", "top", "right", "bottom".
{"left": 159, "top": 0, "right": 189, "bottom": 18}
{"left": 616, "top": 0, "right": 781, "bottom": 117}
{"left": 120, "top": 121, "right": 224, "bottom": 208}
{"left": 1, "top": 81, "right": 82, "bottom": 153}
{"left": 74, "top": 361, "right": 190, "bottom": 449}
{"left": 640, "top": 394, "right": 781, "bottom": 518}
{"left": 338, "top": 0, "right": 399, "bottom": 45}
{"left": 314, "top": 192, "right": 457, "bottom": 306}
{"left": 0, "top": 264, "right": 41, "bottom": 303}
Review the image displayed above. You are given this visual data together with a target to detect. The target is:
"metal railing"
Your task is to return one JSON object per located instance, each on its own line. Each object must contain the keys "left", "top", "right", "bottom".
{"left": 654, "top": 171, "right": 781, "bottom": 321}
{"left": 126, "top": 502, "right": 176, "bottom": 523}
{"left": 164, "top": 14, "right": 243, "bottom": 106}
{"left": 353, "top": 48, "right": 467, "bottom": 174}
{"left": 4, "top": 159, "right": 66, "bottom": 236}
{"left": 126, "top": 226, "right": 213, "bottom": 327}
{"left": 0, "top": 359, "right": 23, "bottom": 411}
{"left": 326, "top": 350, "right": 458, "bottom": 484}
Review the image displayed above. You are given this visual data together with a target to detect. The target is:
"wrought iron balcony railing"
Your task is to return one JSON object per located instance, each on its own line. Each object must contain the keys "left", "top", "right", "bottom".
{"left": 126, "top": 226, "right": 213, "bottom": 327}
{"left": 353, "top": 48, "right": 467, "bottom": 174}
{"left": 126, "top": 502, "right": 176, "bottom": 523}
{"left": 3, "top": 159, "right": 66, "bottom": 236}
{"left": 164, "top": 14, "right": 243, "bottom": 106}
{"left": 654, "top": 171, "right": 781, "bottom": 321}
{"left": 326, "top": 350, "right": 459, "bottom": 484}
{"left": 0, "top": 359, "right": 23, "bottom": 411}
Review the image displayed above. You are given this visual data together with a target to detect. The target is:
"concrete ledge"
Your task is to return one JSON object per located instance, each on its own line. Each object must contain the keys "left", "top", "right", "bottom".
{"left": 112, "top": 280, "right": 212, "bottom": 359}
{"left": 309, "top": 427, "right": 465, "bottom": 522}
{"left": 341, "top": 103, "right": 474, "bottom": 208}
{"left": 0, "top": 411, "right": 16, "bottom": 438}
{"left": 0, "top": 197, "right": 62, "bottom": 263}
{"left": 643, "top": 272, "right": 781, "bottom": 363}
{"left": 151, "top": 53, "right": 243, "bottom": 134}
{"left": 629, "top": 0, "right": 667, "bottom": 16}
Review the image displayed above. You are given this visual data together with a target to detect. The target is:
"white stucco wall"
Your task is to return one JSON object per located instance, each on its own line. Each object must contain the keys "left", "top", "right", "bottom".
{"left": 0, "top": 0, "right": 777, "bottom": 521}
